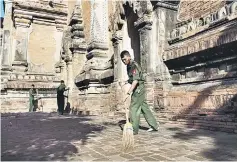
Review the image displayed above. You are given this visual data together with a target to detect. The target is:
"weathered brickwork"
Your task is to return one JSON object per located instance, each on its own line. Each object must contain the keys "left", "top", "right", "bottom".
{"left": 155, "top": 84, "right": 237, "bottom": 133}
{"left": 178, "top": 0, "right": 226, "bottom": 21}
{"left": 155, "top": 0, "right": 237, "bottom": 134}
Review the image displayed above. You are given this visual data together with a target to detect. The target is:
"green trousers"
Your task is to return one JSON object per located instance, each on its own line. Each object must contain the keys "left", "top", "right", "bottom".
{"left": 129, "top": 86, "right": 158, "bottom": 134}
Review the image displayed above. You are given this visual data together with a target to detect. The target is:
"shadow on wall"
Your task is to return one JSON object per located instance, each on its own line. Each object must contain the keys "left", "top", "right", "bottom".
{"left": 166, "top": 23, "right": 237, "bottom": 161}
{"left": 123, "top": 2, "right": 140, "bottom": 64}
{"left": 1, "top": 112, "right": 105, "bottom": 161}
{"left": 164, "top": 22, "right": 237, "bottom": 120}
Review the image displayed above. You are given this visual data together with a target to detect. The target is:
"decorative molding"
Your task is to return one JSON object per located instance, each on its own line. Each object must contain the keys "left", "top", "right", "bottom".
{"left": 134, "top": 14, "right": 153, "bottom": 30}
{"left": 168, "top": 1, "right": 237, "bottom": 44}
{"left": 163, "top": 21, "right": 237, "bottom": 61}
{"left": 155, "top": 1, "right": 178, "bottom": 11}
{"left": 112, "top": 31, "right": 123, "bottom": 44}
{"left": 13, "top": 0, "right": 68, "bottom": 29}
{"left": 13, "top": 1, "right": 67, "bottom": 15}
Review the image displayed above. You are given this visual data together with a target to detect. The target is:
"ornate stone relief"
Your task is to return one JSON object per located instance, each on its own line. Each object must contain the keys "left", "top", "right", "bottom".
{"left": 164, "top": 27, "right": 237, "bottom": 61}
{"left": 13, "top": 0, "right": 67, "bottom": 29}
{"left": 27, "top": 62, "right": 48, "bottom": 74}
{"left": 169, "top": 1, "right": 237, "bottom": 43}
{"left": 1, "top": 30, "right": 11, "bottom": 70}
{"left": 89, "top": 0, "right": 108, "bottom": 50}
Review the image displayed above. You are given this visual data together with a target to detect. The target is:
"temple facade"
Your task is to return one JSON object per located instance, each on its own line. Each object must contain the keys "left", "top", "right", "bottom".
{"left": 1, "top": 0, "right": 237, "bottom": 133}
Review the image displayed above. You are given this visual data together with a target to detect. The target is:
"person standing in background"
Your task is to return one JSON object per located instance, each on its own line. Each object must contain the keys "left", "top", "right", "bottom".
{"left": 29, "top": 84, "right": 37, "bottom": 112}
{"left": 57, "top": 80, "right": 69, "bottom": 115}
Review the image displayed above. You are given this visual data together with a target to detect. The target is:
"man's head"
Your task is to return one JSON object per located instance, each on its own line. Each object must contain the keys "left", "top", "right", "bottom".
{"left": 60, "top": 80, "right": 65, "bottom": 84}
{"left": 120, "top": 50, "right": 131, "bottom": 65}
{"left": 31, "top": 84, "right": 35, "bottom": 88}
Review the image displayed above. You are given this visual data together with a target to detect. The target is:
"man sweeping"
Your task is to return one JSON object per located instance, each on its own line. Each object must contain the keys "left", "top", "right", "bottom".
{"left": 120, "top": 50, "right": 159, "bottom": 135}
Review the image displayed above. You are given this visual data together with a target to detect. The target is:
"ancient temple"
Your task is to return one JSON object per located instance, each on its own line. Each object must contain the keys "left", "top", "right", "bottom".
{"left": 1, "top": 0, "right": 237, "bottom": 133}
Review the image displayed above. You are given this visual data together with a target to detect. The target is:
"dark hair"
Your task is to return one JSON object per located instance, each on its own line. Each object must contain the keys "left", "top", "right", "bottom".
{"left": 120, "top": 50, "right": 130, "bottom": 58}
{"left": 31, "top": 84, "right": 35, "bottom": 87}
{"left": 61, "top": 80, "right": 64, "bottom": 83}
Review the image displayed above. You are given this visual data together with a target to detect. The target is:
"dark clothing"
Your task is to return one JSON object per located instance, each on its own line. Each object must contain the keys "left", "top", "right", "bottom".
{"left": 57, "top": 84, "right": 66, "bottom": 115}
{"left": 127, "top": 60, "right": 158, "bottom": 134}
{"left": 57, "top": 96, "right": 65, "bottom": 115}
{"left": 29, "top": 88, "right": 37, "bottom": 112}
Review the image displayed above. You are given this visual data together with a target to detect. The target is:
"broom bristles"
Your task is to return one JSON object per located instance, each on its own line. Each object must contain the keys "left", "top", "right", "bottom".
{"left": 122, "top": 122, "right": 134, "bottom": 152}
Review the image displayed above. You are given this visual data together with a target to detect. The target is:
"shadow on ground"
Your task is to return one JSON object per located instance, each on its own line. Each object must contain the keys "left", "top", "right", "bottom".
{"left": 1, "top": 112, "right": 106, "bottom": 161}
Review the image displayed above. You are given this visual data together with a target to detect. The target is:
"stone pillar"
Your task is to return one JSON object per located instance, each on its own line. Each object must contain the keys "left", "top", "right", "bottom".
{"left": 112, "top": 31, "right": 123, "bottom": 82}
{"left": 154, "top": 4, "right": 173, "bottom": 81}
{"left": 134, "top": 14, "right": 155, "bottom": 108}
{"left": 152, "top": 2, "right": 177, "bottom": 110}
{"left": 87, "top": 0, "right": 108, "bottom": 60}
{"left": 60, "top": 61, "right": 67, "bottom": 82}
{"left": 69, "top": 0, "right": 87, "bottom": 91}
{"left": 135, "top": 14, "right": 154, "bottom": 80}
{"left": 54, "top": 28, "right": 64, "bottom": 63}
{"left": 1, "top": 0, "right": 13, "bottom": 72}
{"left": 1, "top": 30, "right": 12, "bottom": 71}
{"left": 12, "top": 18, "right": 32, "bottom": 72}
{"left": 3, "top": 0, "right": 13, "bottom": 29}
{"left": 66, "top": 60, "right": 74, "bottom": 92}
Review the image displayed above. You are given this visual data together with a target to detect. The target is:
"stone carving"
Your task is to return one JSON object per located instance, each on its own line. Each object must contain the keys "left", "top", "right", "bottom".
{"left": 171, "top": 29, "right": 177, "bottom": 39}
{"left": 14, "top": 33, "right": 27, "bottom": 63}
{"left": 165, "top": 25, "right": 237, "bottom": 61}
{"left": 13, "top": 0, "right": 67, "bottom": 30}
{"left": 218, "top": 7, "right": 227, "bottom": 20}
{"left": 90, "top": 0, "right": 108, "bottom": 45}
{"left": 28, "top": 63, "right": 47, "bottom": 73}
{"left": 179, "top": 25, "right": 188, "bottom": 35}
{"left": 169, "top": 2, "right": 237, "bottom": 43}
{"left": 139, "top": 28, "right": 149, "bottom": 74}
{"left": 231, "top": 1, "right": 237, "bottom": 15}
{"left": 187, "top": 21, "right": 196, "bottom": 32}
{"left": 69, "top": 2, "right": 87, "bottom": 56}
{"left": 61, "top": 28, "right": 72, "bottom": 62}
{"left": 155, "top": 1, "right": 178, "bottom": 11}
{"left": 204, "top": 15, "right": 212, "bottom": 25}
{"left": 1, "top": 30, "right": 11, "bottom": 67}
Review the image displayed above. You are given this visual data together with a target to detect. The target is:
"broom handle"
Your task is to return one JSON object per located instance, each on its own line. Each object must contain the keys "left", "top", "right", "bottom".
{"left": 118, "top": 81, "right": 130, "bottom": 123}
{"left": 125, "top": 107, "right": 129, "bottom": 123}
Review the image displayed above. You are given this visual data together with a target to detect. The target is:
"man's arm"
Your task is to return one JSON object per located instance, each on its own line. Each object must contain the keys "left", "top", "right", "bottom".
{"left": 123, "top": 80, "right": 138, "bottom": 102}
{"left": 127, "top": 80, "right": 138, "bottom": 95}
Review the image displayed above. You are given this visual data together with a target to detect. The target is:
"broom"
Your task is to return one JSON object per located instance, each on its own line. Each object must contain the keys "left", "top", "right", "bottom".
{"left": 122, "top": 106, "right": 134, "bottom": 151}
{"left": 119, "top": 82, "right": 135, "bottom": 152}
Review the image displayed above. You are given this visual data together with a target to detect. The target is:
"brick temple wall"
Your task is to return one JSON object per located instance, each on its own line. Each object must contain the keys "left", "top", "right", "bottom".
{"left": 178, "top": 0, "right": 226, "bottom": 21}
{"left": 70, "top": 92, "right": 115, "bottom": 116}
{"left": 1, "top": 96, "right": 57, "bottom": 113}
{"left": 156, "top": 82, "right": 237, "bottom": 133}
